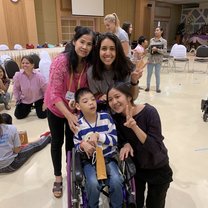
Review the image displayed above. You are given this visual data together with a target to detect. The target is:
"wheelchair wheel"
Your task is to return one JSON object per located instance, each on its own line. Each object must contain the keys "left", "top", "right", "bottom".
{"left": 67, "top": 150, "right": 87, "bottom": 208}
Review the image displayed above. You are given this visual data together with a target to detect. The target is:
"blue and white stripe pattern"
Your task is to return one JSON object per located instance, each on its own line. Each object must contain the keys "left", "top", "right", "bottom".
{"left": 73, "top": 112, "right": 117, "bottom": 157}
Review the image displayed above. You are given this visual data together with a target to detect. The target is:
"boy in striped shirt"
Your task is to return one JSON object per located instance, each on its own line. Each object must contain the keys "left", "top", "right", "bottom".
{"left": 73, "top": 87, "right": 123, "bottom": 208}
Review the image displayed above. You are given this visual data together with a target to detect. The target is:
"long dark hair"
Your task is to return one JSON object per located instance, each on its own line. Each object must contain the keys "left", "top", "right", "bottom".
{"left": 63, "top": 27, "right": 95, "bottom": 73}
{"left": 0, "top": 65, "right": 8, "bottom": 84}
{"left": 92, "top": 32, "right": 134, "bottom": 81}
{"left": 122, "top": 21, "right": 132, "bottom": 40}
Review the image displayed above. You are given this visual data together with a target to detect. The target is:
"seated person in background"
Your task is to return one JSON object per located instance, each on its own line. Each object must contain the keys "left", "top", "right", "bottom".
{"left": 73, "top": 87, "right": 124, "bottom": 208}
{"left": 0, "top": 65, "right": 11, "bottom": 110}
{"left": 133, "top": 36, "right": 148, "bottom": 61}
{"left": 39, "top": 51, "right": 51, "bottom": 83}
{"left": 0, "top": 113, "right": 51, "bottom": 173}
{"left": 13, "top": 55, "right": 47, "bottom": 119}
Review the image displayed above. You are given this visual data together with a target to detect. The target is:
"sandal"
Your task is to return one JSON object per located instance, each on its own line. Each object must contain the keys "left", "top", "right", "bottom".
{"left": 52, "top": 182, "right": 63, "bottom": 198}
{"left": 4, "top": 104, "right": 11, "bottom": 110}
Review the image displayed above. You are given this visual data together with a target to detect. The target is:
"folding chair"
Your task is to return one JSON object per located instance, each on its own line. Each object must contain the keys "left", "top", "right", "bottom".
{"left": 192, "top": 45, "right": 208, "bottom": 74}
{"left": 170, "top": 44, "right": 189, "bottom": 72}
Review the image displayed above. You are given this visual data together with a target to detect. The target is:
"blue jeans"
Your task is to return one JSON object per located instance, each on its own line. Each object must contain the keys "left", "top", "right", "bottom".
{"left": 83, "top": 160, "right": 124, "bottom": 208}
{"left": 0, "top": 92, "right": 10, "bottom": 105}
{"left": 0, "top": 135, "right": 51, "bottom": 173}
{"left": 147, "top": 63, "right": 161, "bottom": 90}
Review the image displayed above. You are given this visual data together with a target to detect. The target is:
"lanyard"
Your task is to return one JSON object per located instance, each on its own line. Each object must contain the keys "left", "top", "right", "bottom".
{"left": 68, "top": 63, "right": 86, "bottom": 91}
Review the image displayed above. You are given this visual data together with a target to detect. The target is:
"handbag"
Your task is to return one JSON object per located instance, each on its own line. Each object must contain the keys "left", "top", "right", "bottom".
{"left": 96, "top": 146, "right": 107, "bottom": 180}
{"left": 121, "top": 156, "right": 136, "bottom": 181}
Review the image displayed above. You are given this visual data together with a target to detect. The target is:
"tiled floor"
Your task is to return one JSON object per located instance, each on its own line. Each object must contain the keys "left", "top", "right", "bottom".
{"left": 0, "top": 60, "right": 208, "bottom": 208}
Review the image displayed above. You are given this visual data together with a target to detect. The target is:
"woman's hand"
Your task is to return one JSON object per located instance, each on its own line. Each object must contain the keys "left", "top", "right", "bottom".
{"left": 131, "top": 60, "right": 145, "bottom": 83}
{"left": 66, "top": 113, "right": 79, "bottom": 134}
{"left": 80, "top": 141, "right": 96, "bottom": 159}
{"left": 152, "top": 46, "right": 158, "bottom": 52}
{"left": 124, "top": 105, "right": 137, "bottom": 130}
{"left": 119, "top": 143, "right": 134, "bottom": 161}
{"left": 98, "top": 94, "right": 107, "bottom": 101}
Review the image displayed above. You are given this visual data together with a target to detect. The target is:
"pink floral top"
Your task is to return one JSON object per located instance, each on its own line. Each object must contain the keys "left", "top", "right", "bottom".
{"left": 44, "top": 53, "right": 89, "bottom": 118}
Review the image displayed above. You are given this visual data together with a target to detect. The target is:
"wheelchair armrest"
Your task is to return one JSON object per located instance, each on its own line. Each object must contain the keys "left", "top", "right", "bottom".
{"left": 74, "top": 151, "right": 84, "bottom": 184}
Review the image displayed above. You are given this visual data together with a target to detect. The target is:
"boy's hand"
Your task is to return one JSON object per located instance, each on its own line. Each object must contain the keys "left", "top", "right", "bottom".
{"left": 80, "top": 141, "right": 96, "bottom": 158}
{"left": 88, "top": 133, "right": 99, "bottom": 147}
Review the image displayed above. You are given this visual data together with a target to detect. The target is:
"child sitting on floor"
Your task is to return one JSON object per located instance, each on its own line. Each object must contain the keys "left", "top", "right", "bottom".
{"left": 0, "top": 113, "right": 51, "bottom": 173}
{"left": 73, "top": 87, "right": 124, "bottom": 208}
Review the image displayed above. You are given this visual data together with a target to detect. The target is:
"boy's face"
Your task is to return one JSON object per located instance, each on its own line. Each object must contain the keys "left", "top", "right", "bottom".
{"left": 76, "top": 93, "right": 97, "bottom": 115}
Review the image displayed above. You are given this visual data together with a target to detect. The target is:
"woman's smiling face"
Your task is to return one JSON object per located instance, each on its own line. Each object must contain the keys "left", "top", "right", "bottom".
{"left": 99, "top": 38, "right": 116, "bottom": 68}
{"left": 108, "top": 88, "right": 129, "bottom": 114}
{"left": 73, "top": 34, "right": 93, "bottom": 59}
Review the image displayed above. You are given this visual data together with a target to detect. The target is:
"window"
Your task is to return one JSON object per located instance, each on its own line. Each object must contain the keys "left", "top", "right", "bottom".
{"left": 61, "top": 17, "right": 95, "bottom": 42}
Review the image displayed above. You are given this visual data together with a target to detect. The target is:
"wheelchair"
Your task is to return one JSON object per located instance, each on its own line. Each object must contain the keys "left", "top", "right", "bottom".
{"left": 201, "top": 98, "right": 208, "bottom": 122}
{"left": 67, "top": 148, "right": 136, "bottom": 208}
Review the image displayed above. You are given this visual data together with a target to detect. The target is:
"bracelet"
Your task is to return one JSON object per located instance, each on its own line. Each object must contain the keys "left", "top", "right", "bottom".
{"left": 131, "top": 80, "right": 139, "bottom": 86}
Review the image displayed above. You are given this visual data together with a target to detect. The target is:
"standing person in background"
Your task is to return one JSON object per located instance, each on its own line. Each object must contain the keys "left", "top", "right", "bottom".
{"left": 145, "top": 27, "right": 167, "bottom": 93}
{"left": 44, "top": 27, "right": 95, "bottom": 198}
{"left": 13, "top": 55, "right": 47, "bottom": 119}
{"left": 122, "top": 21, "right": 133, "bottom": 45}
{"left": 87, "top": 32, "right": 143, "bottom": 103}
{"left": 107, "top": 83, "right": 173, "bottom": 208}
{"left": 0, "top": 65, "right": 11, "bottom": 110}
{"left": 104, "top": 13, "right": 131, "bottom": 58}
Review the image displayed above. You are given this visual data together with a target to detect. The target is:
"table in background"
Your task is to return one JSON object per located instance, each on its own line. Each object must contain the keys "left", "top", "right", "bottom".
{"left": 0, "top": 47, "right": 64, "bottom": 66}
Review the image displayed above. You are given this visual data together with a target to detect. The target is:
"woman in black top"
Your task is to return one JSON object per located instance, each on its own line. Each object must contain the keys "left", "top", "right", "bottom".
{"left": 107, "top": 83, "right": 173, "bottom": 208}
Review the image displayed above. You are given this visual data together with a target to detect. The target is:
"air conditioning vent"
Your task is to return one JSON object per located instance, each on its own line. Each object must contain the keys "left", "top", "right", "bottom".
{"left": 182, "top": 3, "right": 199, "bottom": 9}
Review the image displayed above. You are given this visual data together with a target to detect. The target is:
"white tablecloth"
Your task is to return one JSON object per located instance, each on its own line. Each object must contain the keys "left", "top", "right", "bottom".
{"left": 0, "top": 47, "right": 64, "bottom": 66}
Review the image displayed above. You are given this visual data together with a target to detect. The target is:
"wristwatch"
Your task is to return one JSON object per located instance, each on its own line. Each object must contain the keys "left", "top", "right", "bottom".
{"left": 131, "top": 80, "right": 139, "bottom": 86}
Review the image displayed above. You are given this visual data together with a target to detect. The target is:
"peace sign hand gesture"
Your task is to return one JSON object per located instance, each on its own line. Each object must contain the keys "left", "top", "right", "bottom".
{"left": 124, "top": 105, "right": 137, "bottom": 130}
{"left": 132, "top": 58, "right": 147, "bottom": 82}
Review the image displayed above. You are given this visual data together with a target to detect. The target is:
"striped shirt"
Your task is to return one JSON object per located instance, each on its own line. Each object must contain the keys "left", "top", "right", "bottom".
{"left": 73, "top": 112, "right": 117, "bottom": 158}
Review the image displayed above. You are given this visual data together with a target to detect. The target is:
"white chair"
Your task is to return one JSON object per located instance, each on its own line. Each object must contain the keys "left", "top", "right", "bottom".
{"left": 0, "top": 55, "right": 12, "bottom": 67}
{"left": 39, "top": 50, "right": 51, "bottom": 82}
{"left": 170, "top": 44, "right": 189, "bottom": 72}
{"left": 0, "top": 44, "right": 9, "bottom": 51}
{"left": 14, "top": 44, "right": 23, "bottom": 50}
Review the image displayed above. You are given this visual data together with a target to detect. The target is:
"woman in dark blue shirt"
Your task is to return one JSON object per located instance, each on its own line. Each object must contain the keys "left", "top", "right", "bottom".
{"left": 107, "top": 83, "right": 173, "bottom": 208}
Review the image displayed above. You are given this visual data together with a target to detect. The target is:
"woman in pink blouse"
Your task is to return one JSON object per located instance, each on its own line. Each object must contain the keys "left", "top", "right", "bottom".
{"left": 13, "top": 55, "right": 47, "bottom": 119}
{"left": 44, "top": 27, "right": 95, "bottom": 198}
